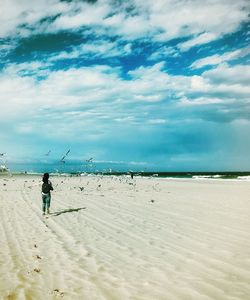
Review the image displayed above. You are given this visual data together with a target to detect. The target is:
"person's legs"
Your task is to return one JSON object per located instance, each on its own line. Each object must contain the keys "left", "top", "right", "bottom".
{"left": 42, "top": 195, "right": 46, "bottom": 214}
{"left": 46, "top": 195, "right": 51, "bottom": 214}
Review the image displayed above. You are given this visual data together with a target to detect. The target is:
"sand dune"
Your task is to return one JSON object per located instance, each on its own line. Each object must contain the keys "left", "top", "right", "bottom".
{"left": 0, "top": 175, "right": 250, "bottom": 299}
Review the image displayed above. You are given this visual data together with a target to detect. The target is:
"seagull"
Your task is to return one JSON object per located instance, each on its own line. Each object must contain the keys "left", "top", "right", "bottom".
{"left": 85, "top": 157, "right": 93, "bottom": 163}
{"left": 60, "top": 149, "right": 70, "bottom": 163}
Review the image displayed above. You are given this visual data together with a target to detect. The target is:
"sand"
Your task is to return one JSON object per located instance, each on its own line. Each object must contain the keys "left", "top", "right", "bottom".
{"left": 0, "top": 174, "right": 250, "bottom": 300}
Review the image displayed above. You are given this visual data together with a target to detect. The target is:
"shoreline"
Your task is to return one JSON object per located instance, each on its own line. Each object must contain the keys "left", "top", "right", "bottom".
{"left": 1, "top": 171, "right": 250, "bottom": 182}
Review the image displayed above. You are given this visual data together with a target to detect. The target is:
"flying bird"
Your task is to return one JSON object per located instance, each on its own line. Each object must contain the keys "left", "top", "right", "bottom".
{"left": 85, "top": 157, "right": 93, "bottom": 163}
{"left": 45, "top": 150, "right": 51, "bottom": 156}
{"left": 60, "top": 149, "right": 70, "bottom": 163}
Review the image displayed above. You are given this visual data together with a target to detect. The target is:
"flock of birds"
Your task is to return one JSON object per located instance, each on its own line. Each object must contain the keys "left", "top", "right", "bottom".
{"left": 0, "top": 149, "right": 97, "bottom": 173}
{"left": 45, "top": 149, "right": 93, "bottom": 165}
{"left": 1, "top": 150, "right": 139, "bottom": 176}
{"left": 44, "top": 149, "right": 71, "bottom": 163}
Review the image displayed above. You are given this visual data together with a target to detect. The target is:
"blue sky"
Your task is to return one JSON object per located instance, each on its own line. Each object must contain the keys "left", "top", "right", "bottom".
{"left": 0, "top": 0, "right": 250, "bottom": 171}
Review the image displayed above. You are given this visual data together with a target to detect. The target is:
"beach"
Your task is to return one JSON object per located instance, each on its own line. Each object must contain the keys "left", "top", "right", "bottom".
{"left": 0, "top": 175, "right": 250, "bottom": 300}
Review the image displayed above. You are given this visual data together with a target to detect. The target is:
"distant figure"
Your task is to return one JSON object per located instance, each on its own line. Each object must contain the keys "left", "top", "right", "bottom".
{"left": 130, "top": 172, "right": 134, "bottom": 179}
{"left": 42, "top": 173, "right": 53, "bottom": 215}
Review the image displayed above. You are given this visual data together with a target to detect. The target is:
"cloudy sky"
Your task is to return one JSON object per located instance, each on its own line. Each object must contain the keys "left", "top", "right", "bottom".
{"left": 0, "top": 0, "right": 250, "bottom": 171}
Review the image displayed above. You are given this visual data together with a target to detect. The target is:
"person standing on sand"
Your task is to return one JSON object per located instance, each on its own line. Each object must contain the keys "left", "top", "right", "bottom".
{"left": 42, "top": 173, "right": 53, "bottom": 215}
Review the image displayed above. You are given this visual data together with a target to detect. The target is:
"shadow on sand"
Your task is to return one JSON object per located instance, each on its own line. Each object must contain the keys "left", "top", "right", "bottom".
{"left": 52, "top": 207, "right": 87, "bottom": 216}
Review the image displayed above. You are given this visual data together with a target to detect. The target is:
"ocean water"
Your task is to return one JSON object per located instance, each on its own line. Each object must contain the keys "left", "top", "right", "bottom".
{"left": 2, "top": 161, "right": 250, "bottom": 180}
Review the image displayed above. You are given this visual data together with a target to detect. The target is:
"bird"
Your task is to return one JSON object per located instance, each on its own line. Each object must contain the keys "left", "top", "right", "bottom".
{"left": 45, "top": 150, "right": 51, "bottom": 156}
{"left": 85, "top": 157, "right": 93, "bottom": 163}
{"left": 60, "top": 149, "right": 70, "bottom": 163}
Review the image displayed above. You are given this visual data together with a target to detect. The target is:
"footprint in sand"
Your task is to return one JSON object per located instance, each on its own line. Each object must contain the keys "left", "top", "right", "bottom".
{"left": 34, "top": 268, "right": 41, "bottom": 273}
{"left": 53, "top": 289, "right": 64, "bottom": 297}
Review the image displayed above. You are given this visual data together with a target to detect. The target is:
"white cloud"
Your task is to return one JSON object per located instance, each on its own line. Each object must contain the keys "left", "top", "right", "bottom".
{"left": 190, "top": 46, "right": 250, "bottom": 69}
{"left": 49, "top": 40, "right": 132, "bottom": 61}
{"left": 203, "top": 63, "right": 250, "bottom": 86}
{"left": 142, "top": 0, "right": 249, "bottom": 44}
{"left": 103, "top": 13, "right": 146, "bottom": 37}
{"left": 15, "top": 124, "right": 34, "bottom": 134}
{"left": 0, "top": 0, "right": 248, "bottom": 50}
{"left": 191, "top": 75, "right": 209, "bottom": 91}
{"left": 148, "top": 46, "right": 180, "bottom": 61}
{"left": 148, "top": 119, "right": 166, "bottom": 124}
{"left": 179, "top": 96, "right": 223, "bottom": 106}
{"left": 134, "top": 94, "right": 163, "bottom": 102}
{"left": 0, "top": 0, "right": 68, "bottom": 38}
{"left": 51, "top": 1, "right": 110, "bottom": 30}
{"left": 178, "top": 32, "right": 217, "bottom": 51}
{"left": 114, "top": 116, "right": 135, "bottom": 123}
{"left": 0, "top": 60, "right": 249, "bottom": 142}
{"left": 1, "top": 1, "right": 249, "bottom": 165}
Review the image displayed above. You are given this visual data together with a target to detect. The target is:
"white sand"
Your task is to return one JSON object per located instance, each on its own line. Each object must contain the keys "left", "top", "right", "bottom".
{"left": 0, "top": 174, "right": 250, "bottom": 300}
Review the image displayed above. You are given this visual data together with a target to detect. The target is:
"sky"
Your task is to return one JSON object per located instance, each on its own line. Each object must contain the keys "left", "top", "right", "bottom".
{"left": 0, "top": 0, "right": 250, "bottom": 171}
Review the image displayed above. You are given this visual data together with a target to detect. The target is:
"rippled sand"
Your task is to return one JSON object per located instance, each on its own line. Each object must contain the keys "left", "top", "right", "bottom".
{"left": 0, "top": 175, "right": 250, "bottom": 299}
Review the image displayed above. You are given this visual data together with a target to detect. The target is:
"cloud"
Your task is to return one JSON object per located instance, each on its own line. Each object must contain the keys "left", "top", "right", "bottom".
{"left": 0, "top": 1, "right": 249, "bottom": 169}
{"left": 48, "top": 39, "right": 132, "bottom": 61}
{"left": 0, "top": 42, "right": 17, "bottom": 59}
{"left": 1, "top": 0, "right": 249, "bottom": 50}
{"left": 148, "top": 119, "right": 167, "bottom": 124}
{"left": 190, "top": 46, "right": 250, "bottom": 69}
{"left": 203, "top": 63, "right": 250, "bottom": 86}
{"left": 143, "top": 0, "right": 249, "bottom": 44}
{"left": 0, "top": 0, "right": 68, "bottom": 38}
{"left": 1, "top": 59, "right": 249, "bottom": 143}
{"left": 148, "top": 46, "right": 180, "bottom": 61}
{"left": 179, "top": 96, "right": 223, "bottom": 106}
{"left": 1, "top": 59, "right": 249, "bottom": 167}
{"left": 50, "top": 1, "right": 110, "bottom": 31}
{"left": 178, "top": 32, "right": 218, "bottom": 51}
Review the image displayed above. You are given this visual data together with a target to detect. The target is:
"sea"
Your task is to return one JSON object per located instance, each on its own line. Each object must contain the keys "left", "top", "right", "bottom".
{"left": 2, "top": 161, "right": 250, "bottom": 181}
